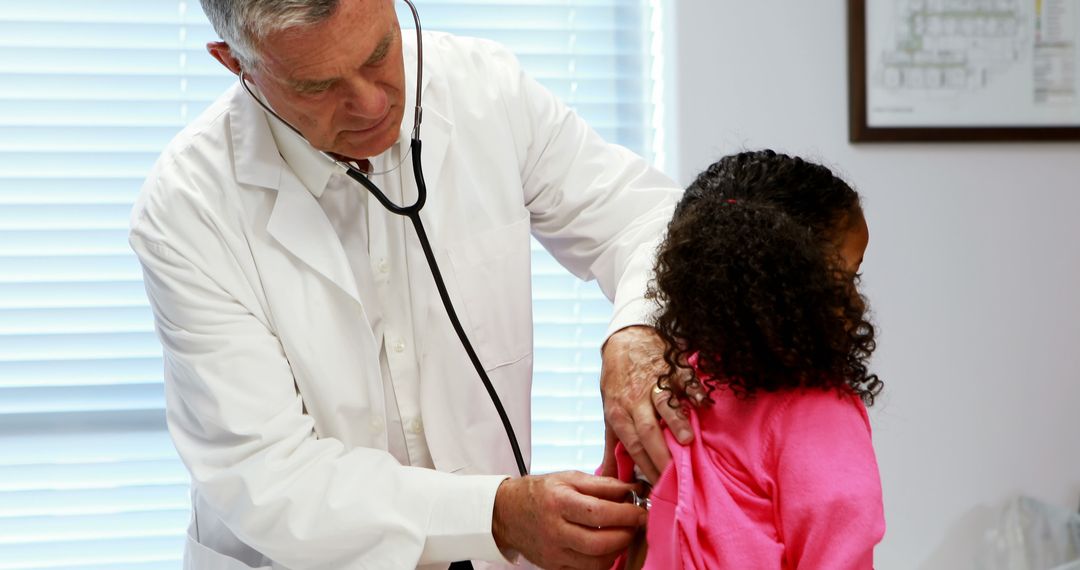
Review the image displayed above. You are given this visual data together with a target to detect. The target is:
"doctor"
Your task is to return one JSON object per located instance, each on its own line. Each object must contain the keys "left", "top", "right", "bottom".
{"left": 130, "top": 0, "right": 696, "bottom": 568}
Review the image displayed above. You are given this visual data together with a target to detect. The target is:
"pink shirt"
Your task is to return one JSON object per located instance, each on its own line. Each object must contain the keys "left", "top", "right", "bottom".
{"left": 617, "top": 387, "right": 885, "bottom": 569}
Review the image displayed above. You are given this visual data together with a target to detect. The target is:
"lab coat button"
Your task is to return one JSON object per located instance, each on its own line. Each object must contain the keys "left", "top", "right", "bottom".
{"left": 369, "top": 415, "right": 384, "bottom": 433}
{"left": 393, "top": 339, "right": 406, "bottom": 353}
{"left": 377, "top": 259, "right": 390, "bottom": 274}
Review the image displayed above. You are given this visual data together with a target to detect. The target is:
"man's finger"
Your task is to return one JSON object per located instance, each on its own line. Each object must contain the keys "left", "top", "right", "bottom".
{"left": 561, "top": 491, "right": 645, "bottom": 529}
{"left": 607, "top": 405, "right": 660, "bottom": 483}
{"left": 681, "top": 370, "right": 708, "bottom": 406}
{"left": 559, "top": 520, "right": 639, "bottom": 558}
{"left": 614, "top": 417, "right": 660, "bottom": 483}
{"left": 565, "top": 498, "right": 639, "bottom": 528}
{"left": 665, "top": 366, "right": 705, "bottom": 407}
{"left": 686, "top": 384, "right": 708, "bottom": 405}
{"left": 566, "top": 472, "right": 638, "bottom": 501}
{"left": 556, "top": 544, "right": 624, "bottom": 570}
{"left": 599, "top": 423, "right": 619, "bottom": 478}
{"left": 630, "top": 402, "right": 670, "bottom": 480}
{"left": 653, "top": 383, "right": 693, "bottom": 445}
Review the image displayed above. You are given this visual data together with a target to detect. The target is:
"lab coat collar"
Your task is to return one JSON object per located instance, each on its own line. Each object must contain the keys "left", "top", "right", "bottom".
{"left": 228, "top": 83, "right": 284, "bottom": 191}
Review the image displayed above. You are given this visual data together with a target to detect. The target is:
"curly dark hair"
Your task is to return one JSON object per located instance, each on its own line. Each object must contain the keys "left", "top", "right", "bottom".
{"left": 649, "top": 150, "right": 883, "bottom": 405}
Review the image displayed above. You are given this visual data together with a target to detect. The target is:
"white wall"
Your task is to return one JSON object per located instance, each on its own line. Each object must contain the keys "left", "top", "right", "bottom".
{"left": 669, "top": 2, "right": 1080, "bottom": 569}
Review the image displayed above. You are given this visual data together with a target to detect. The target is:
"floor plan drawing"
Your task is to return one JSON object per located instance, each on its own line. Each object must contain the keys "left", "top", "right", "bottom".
{"left": 879, "top": 0, "right": 1027, "bottom": 92}
{"left": 866, "top": 0, "right": 1080, "bottom": 127}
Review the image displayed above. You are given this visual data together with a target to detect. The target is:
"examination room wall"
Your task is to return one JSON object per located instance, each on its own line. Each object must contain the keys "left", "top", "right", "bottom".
{"left": 669, "top": 2, "right": 1080, "bottom": 569}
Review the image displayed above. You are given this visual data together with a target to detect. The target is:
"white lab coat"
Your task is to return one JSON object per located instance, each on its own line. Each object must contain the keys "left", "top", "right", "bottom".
{"left": 130, "top": 33, "right": 680, "bottom": 570}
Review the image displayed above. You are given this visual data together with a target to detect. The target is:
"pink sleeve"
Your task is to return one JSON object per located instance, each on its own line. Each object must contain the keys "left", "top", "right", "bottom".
{"left": 770, "top": 391, "right": 885, "bottom": 570}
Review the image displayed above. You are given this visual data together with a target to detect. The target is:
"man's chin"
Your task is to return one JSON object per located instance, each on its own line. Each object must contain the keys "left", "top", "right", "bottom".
{"left": 334, "top": 129, "right": 400, "bottom": 161}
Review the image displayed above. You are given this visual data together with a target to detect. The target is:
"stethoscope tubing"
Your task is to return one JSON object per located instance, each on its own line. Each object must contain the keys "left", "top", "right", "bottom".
{"left": 238, "top": 0, "right": 528, "bottom": 478}
{"left": 343, "top": 140, "right": 529, "bottom": 477}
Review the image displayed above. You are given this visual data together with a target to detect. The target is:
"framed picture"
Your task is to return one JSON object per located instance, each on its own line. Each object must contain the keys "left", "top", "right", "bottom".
{"left": 848, "top": 0, "right": 1080, "bottom": 142}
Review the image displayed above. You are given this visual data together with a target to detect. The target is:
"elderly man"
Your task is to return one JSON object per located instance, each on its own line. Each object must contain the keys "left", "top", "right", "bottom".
{"left": 130, "top": 0, "right": 695, "bottom": 568}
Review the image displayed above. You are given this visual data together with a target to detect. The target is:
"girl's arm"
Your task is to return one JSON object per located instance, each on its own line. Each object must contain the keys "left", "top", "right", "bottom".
{"left": 771, "top": 391, "right": 886, "bottom": 569}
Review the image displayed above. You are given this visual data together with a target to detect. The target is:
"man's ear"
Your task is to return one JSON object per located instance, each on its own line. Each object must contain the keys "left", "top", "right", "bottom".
{"left": 207, "top": 41, "right": 243, "bottom": 75}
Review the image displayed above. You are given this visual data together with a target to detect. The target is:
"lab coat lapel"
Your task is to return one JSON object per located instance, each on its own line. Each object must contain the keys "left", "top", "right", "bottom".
{"left": 402, "top": 106, "right": 452, "bottom": 223}
{"left": 225, "top": 30, "right": 451, "bottom": 316}
{"left": 265, "top": 175, "right": 363, "bottom": 306}
{"left": 401, "top": 34, "right": 451, "bottom": 216}
{"left": 400, "top": 63, "right": 453, "bottom": 366}
{"left": 229, "top": 85, "right": 364, "bottom": 306}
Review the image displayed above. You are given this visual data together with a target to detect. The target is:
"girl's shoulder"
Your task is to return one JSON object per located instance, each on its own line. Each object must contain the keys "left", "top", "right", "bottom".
{"left": 774, "top": 387, "right": 870, "bottom": 426}
{"left": 758, "top": 387, "right": 875, "bottom": 466}
{"left": 699, "top": 386, "right": 869, "bottom": 432}
{"left": 696, "top": 387, "right": 872, "bottom": 457}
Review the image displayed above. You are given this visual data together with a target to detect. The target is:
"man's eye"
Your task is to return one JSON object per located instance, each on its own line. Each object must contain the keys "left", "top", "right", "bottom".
{"left": 296, "top": 82, "right": 335, "bottom": 95}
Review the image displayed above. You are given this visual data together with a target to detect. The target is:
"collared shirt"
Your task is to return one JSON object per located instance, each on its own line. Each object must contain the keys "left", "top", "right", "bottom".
{"left": 267, "top": 116, "right": 434, "bottom": 469}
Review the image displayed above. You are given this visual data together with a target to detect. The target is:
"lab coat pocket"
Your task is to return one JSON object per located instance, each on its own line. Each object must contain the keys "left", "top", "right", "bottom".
{"left": 184, "top": 530, "right": 272, "bottom": 570}
{"left": 446, "top": 214, "right": 533, "bottom": 370}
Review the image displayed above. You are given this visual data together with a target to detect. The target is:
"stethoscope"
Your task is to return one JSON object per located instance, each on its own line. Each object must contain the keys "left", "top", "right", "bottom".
{"left": 239, "top": 0, "right": 528, "bottom": 477}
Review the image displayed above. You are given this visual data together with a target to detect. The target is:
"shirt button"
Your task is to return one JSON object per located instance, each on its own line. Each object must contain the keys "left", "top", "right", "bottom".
{"left": 377, "top": 259, "right": 390, "bottom": 274}
{"left": 407, "top": 418, "right": 424, "bottom": 434}
{"left": 393, "top": 339, "right": 406, "bottom": 353}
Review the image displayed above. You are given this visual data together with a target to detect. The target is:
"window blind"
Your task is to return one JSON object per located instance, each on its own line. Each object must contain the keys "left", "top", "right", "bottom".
{"left": 0, "top": 1, "right": 664, "bottom": 567}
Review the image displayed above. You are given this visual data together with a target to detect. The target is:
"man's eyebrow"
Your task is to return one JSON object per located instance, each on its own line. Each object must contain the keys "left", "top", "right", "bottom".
{"left": 286, "top": 31, "right": 395, "bottom": 92}
{"left": 364, "top": 31, "right": 395, "bottom": 66}
{"left": 290, "top": 76, "right": 338, "bottom": 93}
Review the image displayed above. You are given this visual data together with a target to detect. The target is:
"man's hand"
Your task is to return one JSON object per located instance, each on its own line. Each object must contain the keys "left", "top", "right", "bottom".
{"left": 492, "top": 471, "right": 646, "bottom": 569}
{"left": 599, "top": 326, "right": 704, "bottom": 483}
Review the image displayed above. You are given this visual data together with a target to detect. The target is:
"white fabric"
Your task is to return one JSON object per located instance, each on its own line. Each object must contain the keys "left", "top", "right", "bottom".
{"left": 311, "top": 164, "right": 435, "bottom": 469}
{"left": 129, "top": 32, "right": 680, "bottom": 570}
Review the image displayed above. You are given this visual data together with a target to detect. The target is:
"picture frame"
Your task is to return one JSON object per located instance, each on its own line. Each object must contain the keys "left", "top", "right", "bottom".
{"left": 848, "top": 0, "right": 1080, "bottom": 142}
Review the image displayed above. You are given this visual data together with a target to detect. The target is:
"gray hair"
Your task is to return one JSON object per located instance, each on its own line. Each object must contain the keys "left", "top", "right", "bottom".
{"left": 199, "top": 0, "right": 341, "bottom": 69}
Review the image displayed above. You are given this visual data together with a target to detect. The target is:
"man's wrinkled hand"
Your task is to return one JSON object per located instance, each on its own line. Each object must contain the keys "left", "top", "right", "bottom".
{"left": 599, "top": 326, "right": 704, "bottom": 483}
{"left": 492, "top": 471, "right": 646, "bottom": 570}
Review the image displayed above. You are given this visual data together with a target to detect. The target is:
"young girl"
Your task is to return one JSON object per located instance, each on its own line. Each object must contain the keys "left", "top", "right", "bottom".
{"left": 622, "top": 150, "right": 885, "bottom": 569}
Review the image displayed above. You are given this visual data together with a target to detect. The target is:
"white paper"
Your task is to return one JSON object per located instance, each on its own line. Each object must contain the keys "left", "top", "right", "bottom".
{"left": 866, "top": 0, "right": 1080, "bottom": 127}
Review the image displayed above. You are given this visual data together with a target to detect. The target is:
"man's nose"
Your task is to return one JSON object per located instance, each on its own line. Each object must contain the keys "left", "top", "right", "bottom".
{"left": 341, "top": 75, "right": 389, "bottom": 119}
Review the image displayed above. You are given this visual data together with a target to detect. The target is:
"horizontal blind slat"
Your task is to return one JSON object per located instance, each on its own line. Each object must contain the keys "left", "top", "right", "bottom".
{"left": 0, "top": 1, "right": 656, "bottom": 565}
{"left": 0, "top": 460, "right": 187, "bottom": 495}
{"left": 0, "top": 383, "right": 163, "bottom": 415}
{"left": 0, "top": 540, "right": 184, "bottom": 570}
{"left": 0, "top": 484, "right": 190, "bottom": 519}
{"left": 0, "top": 357, "right": 162, "bottom": 388}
